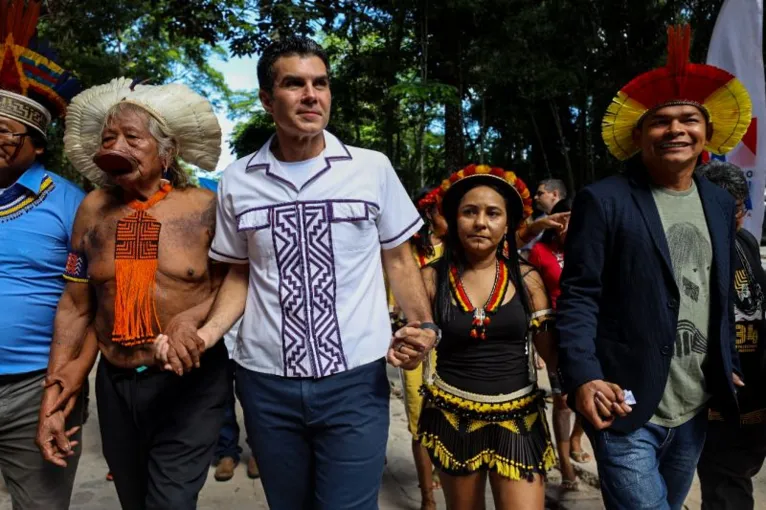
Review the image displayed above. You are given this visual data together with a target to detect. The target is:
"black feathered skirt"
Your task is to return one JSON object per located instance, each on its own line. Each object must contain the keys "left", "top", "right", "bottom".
{"left": 417, "top": 377, "right": 555, "bottom": 480}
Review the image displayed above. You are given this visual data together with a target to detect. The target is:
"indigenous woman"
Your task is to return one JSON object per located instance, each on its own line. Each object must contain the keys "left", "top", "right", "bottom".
{"left": 527, "top": 198, "right": 590, "bottom": 492}
{"left": 417, "top": 164, "right": 557, "bottom": 509}
{"left": 392, "top": 185, "right": 448, "bottom": 510}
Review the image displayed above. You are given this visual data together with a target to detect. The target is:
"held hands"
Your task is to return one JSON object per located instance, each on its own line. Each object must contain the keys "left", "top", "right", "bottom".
{"left": 38, "top": 357, "right": 89, "bottom": 465}
{"left": 575, "top": 379, "right": 633, "bottom": 430}
{"left": 154, "top": 318, "right": 208, "bottom": 375}
{"left": 43, "top": 363, "right": 87, "bottom": 418}
{"left": 36, "top": 388, "right": 80, "bottom": 467}
{"left": 387, "top": 321, "right": 436, "bottom": 370}
{"left": 36, "top": 412, "right": 80, "bottom": 467}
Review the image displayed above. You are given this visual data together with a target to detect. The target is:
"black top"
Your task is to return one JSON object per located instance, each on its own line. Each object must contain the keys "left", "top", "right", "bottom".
{"left": 727, "top": 229, "right": 766, "bottom": 420}
{"left": 436, "top": 292, "right": 530, "bottom": 395}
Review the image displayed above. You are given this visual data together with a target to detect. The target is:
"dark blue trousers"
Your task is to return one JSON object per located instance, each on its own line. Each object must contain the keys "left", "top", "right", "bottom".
{"left": 236, "top": 358, "right": 390, "bottom": 510}
{"left": 214, "top": 360, "right": 244, "bottom": 463}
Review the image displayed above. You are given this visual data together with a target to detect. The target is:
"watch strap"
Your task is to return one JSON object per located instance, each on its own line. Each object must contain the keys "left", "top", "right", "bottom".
{"left": 420, "top": 321, "right": 442, "bottom": 346}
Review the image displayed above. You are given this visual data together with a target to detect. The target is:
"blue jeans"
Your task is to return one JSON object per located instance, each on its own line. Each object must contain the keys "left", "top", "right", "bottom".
{"left": 586, "top": 411, "right": 708, "bottom": 510}
{"left": 214, "top": 360, "right": 244, "bottom": 463}
{"left": 235, "top": 358, "right": 390, "bottom": 510}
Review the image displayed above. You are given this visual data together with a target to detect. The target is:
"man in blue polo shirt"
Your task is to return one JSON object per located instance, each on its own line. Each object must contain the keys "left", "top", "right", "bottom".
{"left": 0, "top": 2, "right": 85, "bottom": 507}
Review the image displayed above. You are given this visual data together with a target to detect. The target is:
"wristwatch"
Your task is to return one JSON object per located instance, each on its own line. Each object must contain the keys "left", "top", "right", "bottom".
{"left": 420, "top": 322, "right": 442, "bottom": 348}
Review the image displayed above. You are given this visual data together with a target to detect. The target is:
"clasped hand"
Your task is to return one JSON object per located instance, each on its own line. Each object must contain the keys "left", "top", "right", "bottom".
{"left": 575, "top": 379, "right": 633, "bottom": 430}
{"left": 37, "top": 383, "right": 80, "bottom": 468}
{"left": 154, "top": 318, "right": 207, "bottom": 375}
{"left": 577, "top": 372, "right": 743, "bottom": 430}
{"left": 387, "top": 321, "right": 436, "bottom": 370}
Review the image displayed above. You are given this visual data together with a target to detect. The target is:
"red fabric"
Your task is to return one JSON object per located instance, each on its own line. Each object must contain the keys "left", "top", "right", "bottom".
{"left": 528, "top": 242, "right": 563, "bottom": 309}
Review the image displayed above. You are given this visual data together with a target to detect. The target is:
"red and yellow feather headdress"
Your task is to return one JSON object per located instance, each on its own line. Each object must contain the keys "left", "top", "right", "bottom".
{"left": 438, "top": 164, "right": 533, "bottom": 227}
{"left": 602, "top": 25, "right": 752, "bottom": 161}
{"left": 416, "top": 187, "right": 441, "bottom": 212}
{"left": 0, "top": 0, "right": 80, "bottom": 137}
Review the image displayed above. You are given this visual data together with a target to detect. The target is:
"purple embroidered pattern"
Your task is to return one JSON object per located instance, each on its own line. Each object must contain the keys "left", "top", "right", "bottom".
{"left": 272, "top": 203, "right": 346, "bottom": 377}
{"left": 304, "top": 203, "right": 346, "bottom": 375}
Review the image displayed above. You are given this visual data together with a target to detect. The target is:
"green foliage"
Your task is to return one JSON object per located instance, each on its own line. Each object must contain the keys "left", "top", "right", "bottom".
{"left": 230, "top": 111, "right": 275, "bottom": 157}
{"left": 389, "top": 82, "right": 459, "bottom": 106}
{"left": 24, "top": 0, "right": 736, "bottom": 195}
{"left": 31, "top": 0, "right": 249, "bottom": 184}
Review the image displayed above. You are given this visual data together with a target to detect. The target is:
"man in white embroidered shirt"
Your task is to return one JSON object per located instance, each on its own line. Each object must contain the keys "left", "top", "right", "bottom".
{"left": 188, "top": 37, "right": 436, "bottom": 509}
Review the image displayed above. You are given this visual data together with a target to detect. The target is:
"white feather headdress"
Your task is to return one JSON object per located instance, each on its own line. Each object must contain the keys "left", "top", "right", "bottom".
{"left": 64, "top": 77, "right": 222, "bottom": 185}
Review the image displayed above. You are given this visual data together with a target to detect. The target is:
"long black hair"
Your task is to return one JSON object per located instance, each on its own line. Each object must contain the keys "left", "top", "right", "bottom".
{"left": 411, "top": 185, "right": 437, "bottom": 259}
{"left": 433, "top": 178, "right": 531, "bottom": 325}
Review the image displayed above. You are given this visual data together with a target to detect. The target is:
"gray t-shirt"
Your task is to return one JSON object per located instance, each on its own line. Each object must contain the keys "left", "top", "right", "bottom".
{"left": 650, "top": 182, "right": 712, "bottom": 427}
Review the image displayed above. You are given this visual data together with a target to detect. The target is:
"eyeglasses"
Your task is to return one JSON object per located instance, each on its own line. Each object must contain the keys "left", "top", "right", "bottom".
{"left": 0, "top": 129, "right": 28, "bottom": 144}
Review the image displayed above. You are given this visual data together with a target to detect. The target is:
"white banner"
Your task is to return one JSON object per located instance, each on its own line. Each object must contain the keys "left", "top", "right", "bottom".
{"left": 707, "top": 0, "right": 766, "bottom": 240}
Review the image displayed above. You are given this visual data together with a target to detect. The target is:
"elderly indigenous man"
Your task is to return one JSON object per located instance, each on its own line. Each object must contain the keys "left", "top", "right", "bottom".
{"left": 176, "top": 36, "right": 436, "bottom": 510}
{"left": 696, "top": 161, "right": 766, "bottom": 510}
{"left": 37, "top": 78, "right": 226, "bottom": 510}
{"left": 0, "top": 2, "right": 85, "bottom": 508}
{"left": 557, "top": 26, "right": 747, "bottom": 510}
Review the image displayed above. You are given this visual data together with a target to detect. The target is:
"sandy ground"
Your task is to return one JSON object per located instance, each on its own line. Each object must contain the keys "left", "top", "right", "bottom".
{"left": 0, "top": 365, "right": 761, "bottom": 509}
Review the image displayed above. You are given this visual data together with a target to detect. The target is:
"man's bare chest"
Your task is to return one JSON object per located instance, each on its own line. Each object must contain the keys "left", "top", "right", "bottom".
{"left": 84, "top": 207, "right": 212, "bottom": 283}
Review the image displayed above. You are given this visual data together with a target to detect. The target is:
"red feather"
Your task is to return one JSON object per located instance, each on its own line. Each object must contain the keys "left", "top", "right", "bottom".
{"left": 18, "top": 1, "right": 42, "bottom": 47}
{"left": 0, "top": 1, "right": 42, "bottom": 47}
{"left": 0, "top": 50, "right": 22, "bottom": 94}
{"left": 621, "top": 26, "right": 734, "bottom": 111}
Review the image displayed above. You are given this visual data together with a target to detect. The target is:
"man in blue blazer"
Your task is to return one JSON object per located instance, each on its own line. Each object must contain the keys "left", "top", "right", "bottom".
{"left": 557, "top": 25, "right": 748, "bottom": 510}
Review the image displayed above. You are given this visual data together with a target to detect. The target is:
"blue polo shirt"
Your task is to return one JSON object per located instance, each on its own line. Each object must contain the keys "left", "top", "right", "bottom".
{"left": 0, "top": 163, "right": 85, "bottom": 375}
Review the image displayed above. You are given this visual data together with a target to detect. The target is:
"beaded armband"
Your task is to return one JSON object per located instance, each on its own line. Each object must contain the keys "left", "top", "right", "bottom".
{"left": 529, "top": 309, "right": 554, "bottom": 333}
{"left": 63, "top": 252, "right": 89, "bottom": 283}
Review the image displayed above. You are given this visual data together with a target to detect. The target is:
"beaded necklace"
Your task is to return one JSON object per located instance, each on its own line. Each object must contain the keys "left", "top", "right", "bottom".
{"left": 112, "top": 181, "right": 172, "bottom": 347}
{"left": 448, "top": 259, "right": 510, "bottom": 340}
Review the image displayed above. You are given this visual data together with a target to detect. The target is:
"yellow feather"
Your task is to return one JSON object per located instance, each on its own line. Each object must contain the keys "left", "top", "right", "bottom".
{"left": 602, "top": 91, "right": 648, "bottom": 161}
{"left": 703, "top": 77, "right": 753, "bottom": 155}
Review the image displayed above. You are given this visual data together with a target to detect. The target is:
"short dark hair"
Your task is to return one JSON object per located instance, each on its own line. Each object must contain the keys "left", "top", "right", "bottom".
{"left": 257, "top": 37, "right": 330, "bottom": 93}
{"left": 539, "top": 178, "right": 567, "bottom": 199}
{"left": 696, "top": 160, "right": 749, "bottom": 203}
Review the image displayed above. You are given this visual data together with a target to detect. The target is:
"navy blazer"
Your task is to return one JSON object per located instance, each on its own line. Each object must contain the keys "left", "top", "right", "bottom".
{"left": 557, "top": 168, "right": 740, "bottom": 433}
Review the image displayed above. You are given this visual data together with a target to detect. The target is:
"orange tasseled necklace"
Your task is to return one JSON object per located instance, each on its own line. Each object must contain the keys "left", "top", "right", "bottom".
{"left": 111, "top": 182, "right": 172, "bottom": 347}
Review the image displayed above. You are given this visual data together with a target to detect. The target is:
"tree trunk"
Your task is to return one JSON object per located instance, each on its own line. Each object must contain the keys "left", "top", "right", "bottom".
{"left": 417, "top": 0, "right": 428, "bottom": 186}
{"left": 479, "top": 93, "right": 486, "bottom": 164}
{"left": 442, "top": 14, "right": 464, "bottom": 173}
{"left": 445, "top": 99, "right": 464, "bottom": 173}
{"left": 528, "top": 109, "right": 551, "bottom": 178}
{"left": 350, "top": 14, "right": 361, "bottom": 143}
{"left": 549, "top": 99, "right": 576, "bottom": 196}
{"left": 416, "top": 105, "right": 427, "bottom": 187}
{"left": 382, "top": 3, "right": 407, "bottom": 161}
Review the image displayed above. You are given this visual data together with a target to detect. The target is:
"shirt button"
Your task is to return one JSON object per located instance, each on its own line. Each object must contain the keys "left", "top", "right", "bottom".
{"left": 667, "top": 299, "right": 678, "bottom": 309}
{"left": 661, "top": 345, "right": 672, "bottom": 356}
